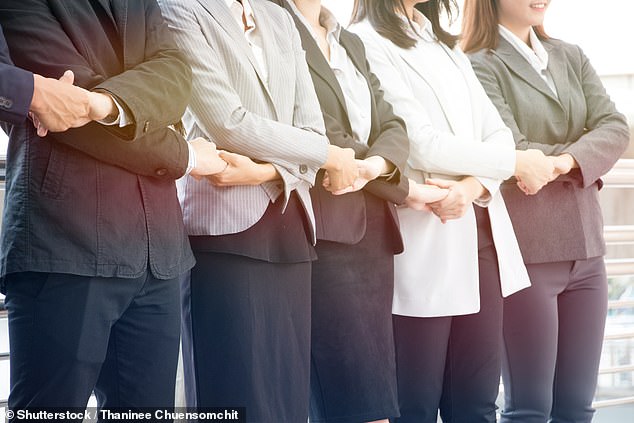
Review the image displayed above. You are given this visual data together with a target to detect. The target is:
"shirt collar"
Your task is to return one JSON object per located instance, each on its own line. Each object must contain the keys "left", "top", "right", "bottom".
{"left": 225, "top": 0, "right": 256, "bottom": 30}
{"left": 285, "top": 0, "right": 341, "bottom": 43}
{"left": 499, "top": 25, "right": 549, "bottom": 70}
{"left": 401, "top": 9, "right": 435, "bottom": 43}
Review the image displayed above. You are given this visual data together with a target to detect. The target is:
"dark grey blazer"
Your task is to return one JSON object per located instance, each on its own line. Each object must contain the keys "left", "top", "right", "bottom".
{"left": 0, "top": 0, "right": 195, "bottom": 282}
{"left": 470, "top": 37, "right": 630, "bottom": 264}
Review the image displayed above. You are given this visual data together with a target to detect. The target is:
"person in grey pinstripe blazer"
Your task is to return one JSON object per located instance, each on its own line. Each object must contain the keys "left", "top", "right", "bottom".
{"left": 159, "top": 0, "right": 361, "bottom": 421}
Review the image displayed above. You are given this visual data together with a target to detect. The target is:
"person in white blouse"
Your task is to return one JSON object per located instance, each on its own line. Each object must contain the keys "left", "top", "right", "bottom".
{"left": 349, "top": 0, "right": 567, "bottom": 421}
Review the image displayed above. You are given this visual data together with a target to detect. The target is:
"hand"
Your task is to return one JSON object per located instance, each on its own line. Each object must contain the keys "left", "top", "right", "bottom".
{"left": 323, "top": 156, "right": 386, "bottom": 195}
{"left": 321, "top": 145, "right": 358, "bottom": 192}
{"left": 207, "top": 151, "right": 278, "bottom": 186}
{"left": 29, "top": 70, "right": 92, "bottom": 136}
{"left": 404, "top": 179, "right": 449, "bottom": 211}
{"left": 188, "top": 138, "right": 228, "bottom": 178}
{"left": 515, "top": 149, "right": 555, "bottom": 195}
{"left": 551, "top": 153, "right": 577, "bottom": 179}
{"left": 426, "top": 177, "right": 485, "bottom": 223}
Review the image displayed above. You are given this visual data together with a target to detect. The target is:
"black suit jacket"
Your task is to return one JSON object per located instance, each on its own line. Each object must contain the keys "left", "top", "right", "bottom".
{"left": 0, "top": 26, "right": 33, "bottom": 125}
{"left": 0, "top": 0, "right": 195, "bottom": 283}
{"left": 275, "top": 1, "right": 409, "bottom": 251}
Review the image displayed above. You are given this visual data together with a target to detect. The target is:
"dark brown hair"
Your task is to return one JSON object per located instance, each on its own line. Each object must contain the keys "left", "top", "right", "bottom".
{"left": 461, "top": 0, "right": 548, "bottom": 54}
{"left": 351, "top": 0, "right": 458, "bottom": 49}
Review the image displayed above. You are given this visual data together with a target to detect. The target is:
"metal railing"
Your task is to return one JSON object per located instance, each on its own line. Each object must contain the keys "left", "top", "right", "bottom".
{"left": 593, "top": 159, "right": 634, "bottom": 410}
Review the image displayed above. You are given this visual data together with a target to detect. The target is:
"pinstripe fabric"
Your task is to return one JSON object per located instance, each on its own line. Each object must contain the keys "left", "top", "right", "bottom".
{"left": 158, "top": 0, "right": 330, "bottom": 240}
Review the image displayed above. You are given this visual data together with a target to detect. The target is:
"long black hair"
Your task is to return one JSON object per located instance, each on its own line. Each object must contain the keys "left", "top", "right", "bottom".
{"left": 351, "top": 0, "right": 458, "bottom": 49}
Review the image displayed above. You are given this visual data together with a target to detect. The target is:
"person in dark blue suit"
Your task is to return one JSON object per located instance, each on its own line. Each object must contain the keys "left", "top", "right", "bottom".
{"left": 0, "top": 1, "right": 228, "bottom": 418}
{"left": 0, "top": 25, "right": 92, "bottom": 129}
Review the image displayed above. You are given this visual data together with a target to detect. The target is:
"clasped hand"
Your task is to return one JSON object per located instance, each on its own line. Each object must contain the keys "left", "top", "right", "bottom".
{"left": 322, "top": 156, "right": 387, "bottom": 195}
{"left": 425, "top": 177, "right": 485, "bottom": 224}
{"left": 515, "top": 150, "right": 576, "bottom": 195}
{"left": 29, "top": 70, "right": 116, "bottom": 136}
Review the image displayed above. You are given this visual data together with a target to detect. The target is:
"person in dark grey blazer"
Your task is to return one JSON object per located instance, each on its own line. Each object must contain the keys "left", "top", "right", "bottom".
{"left": 265, "top": 2, "right": 442, "bottom": 422}
{"left": 0, "top": 0, "right": 226, "bottom": 415}
{"left": 463, "top": 1, "right": 630, "bottom": 422}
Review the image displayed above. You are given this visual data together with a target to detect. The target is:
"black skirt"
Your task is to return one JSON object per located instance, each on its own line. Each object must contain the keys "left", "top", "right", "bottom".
{"left": 309, "top": 192, "right": 400, "bottom": 423}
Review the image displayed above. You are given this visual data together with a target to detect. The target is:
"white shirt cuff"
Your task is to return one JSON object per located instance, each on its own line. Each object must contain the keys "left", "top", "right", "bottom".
{"left": 98, "top": 96, "right": 132, "bottom": 127}
{"left": 185, "top": 140, "right": 197, "bottom": 175}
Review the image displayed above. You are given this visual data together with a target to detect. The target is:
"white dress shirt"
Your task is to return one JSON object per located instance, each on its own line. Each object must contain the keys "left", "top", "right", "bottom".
{"left": 225, "top": 0, "right": 268, "bottom": 86}
{"left": 498, "top": 25, "right": 558, "bottom": 97}
{"left": 288, "top": 1, "right": 372, "bottom": 145}
{"left": 350, "top": 12, "right": 530, "bottom": 317}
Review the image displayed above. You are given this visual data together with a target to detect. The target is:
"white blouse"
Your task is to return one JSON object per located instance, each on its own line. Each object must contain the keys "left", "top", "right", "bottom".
{"left": 288, "top": 1, "right": 372, "bottom": 145}
{"left": 350, "top": 12, "right": 530, "bottom": 317}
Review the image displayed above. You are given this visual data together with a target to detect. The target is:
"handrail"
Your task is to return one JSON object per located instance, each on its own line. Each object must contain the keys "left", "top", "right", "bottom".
{"left": 604, "top": 225, "right": 634, "bottom": 244}
{"left": 603, "top": 331, "right": 634, "bottom": 341}
{"left": 594, "top": 396, "right": 634, "bottom": 408}
{"left": 599, "top": 364, "right": 634, "bottom": 374}
{"left": 608, "top": 299, "right": 634, "bottom": 309}
{"left": 603, "top": 159, "right": 634, "bottom": 187}
{"left": 605, "top": 258, "right": 634, "bottom": 277}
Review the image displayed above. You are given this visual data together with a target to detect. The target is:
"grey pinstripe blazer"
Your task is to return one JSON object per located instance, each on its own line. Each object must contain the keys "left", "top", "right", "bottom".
{"left": 159, "top": 0, "right": 330, "bottom": 240}
{"left": 470, "top": 37, "right": 630, "bottom": 263}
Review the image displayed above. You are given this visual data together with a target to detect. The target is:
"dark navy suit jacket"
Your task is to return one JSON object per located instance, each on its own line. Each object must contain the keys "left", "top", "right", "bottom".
{"left": 0, "top": 0, "right": 195, "bottom": 287}
{"left": 0, "top": 25, "right": 32, "bottom": 125}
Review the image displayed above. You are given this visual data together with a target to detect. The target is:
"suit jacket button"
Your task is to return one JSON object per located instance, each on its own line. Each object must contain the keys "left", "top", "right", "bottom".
{"left": 299, "top": 164, "right": 308, "bottom": 174}
{"left": 155, "top": 168, "right": 168, "bottom": 176}
{"left": 143, "top": 121, "right": 150, "bottom": 133}
{"left": 0, "top": 97, "right": 12, "bottom": 109}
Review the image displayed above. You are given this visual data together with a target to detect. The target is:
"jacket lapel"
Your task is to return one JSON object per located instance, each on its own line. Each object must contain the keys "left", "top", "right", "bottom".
{"left": 281, "top": 1, "right": 350, "bottom": 119}
{"left": 397, "top": 45, "right": 458, "bottom": 134}
{"left": 494, "top": 36, "right": 562, "bottom": 107}
{"left": 543, "top": 40, "right": 571, "bottom": 118}
{"left": 196, "top": 0, "right": 271, "bottom": 101}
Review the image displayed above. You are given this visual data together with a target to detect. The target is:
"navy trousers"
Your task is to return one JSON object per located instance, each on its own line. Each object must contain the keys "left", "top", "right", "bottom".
{"left": 4, "top": 270, "right": 181, "bottom": 419}
{"left": 500, "top": 257, "right": 607, "bottom": 423}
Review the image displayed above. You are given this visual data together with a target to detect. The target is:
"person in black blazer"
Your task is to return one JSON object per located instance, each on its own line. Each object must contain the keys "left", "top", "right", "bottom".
{"left": 0, "top": 0, "right": 226, "bottom": 414}
{"left": 269, "top": 1, "right": 446, "bottom": 422}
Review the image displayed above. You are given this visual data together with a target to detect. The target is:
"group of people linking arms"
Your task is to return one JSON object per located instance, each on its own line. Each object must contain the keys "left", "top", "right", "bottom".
{"left": 0, "top": 0, "right": 629, "bottom": 423}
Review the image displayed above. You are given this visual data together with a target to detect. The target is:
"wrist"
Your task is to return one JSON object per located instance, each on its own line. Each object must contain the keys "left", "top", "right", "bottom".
{"left": 365, "top": 156, "right": 388, "bottom": 174}
{"left": 30, "top": 74, "right": 45, "bottom": 113}
{"left": 462, "top": 177, "right": 486, "bottom": 201}
{"left": 559, "top": 153, "right": 578, "bottom": 169}
{"left": 89, "top": 91, "right": 117, "bottom": 122}
{"left": 256, "top": 163, "right": 278, "bottom": 183}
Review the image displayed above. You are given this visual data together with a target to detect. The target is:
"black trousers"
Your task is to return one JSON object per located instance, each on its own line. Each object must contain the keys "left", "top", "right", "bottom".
{"left": 500, "top": 257, "right": 607, "bottom": 423}
{"left": 393, "top": 207, "right": 503, "bottom": 423}
{"left": 5, "top": 270, "right": 181, "bottom": 419}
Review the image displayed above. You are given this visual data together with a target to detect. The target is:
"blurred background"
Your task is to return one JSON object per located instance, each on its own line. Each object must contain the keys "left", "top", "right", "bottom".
{"left": 1, "top": 0, "right": 633, "bottom": 420}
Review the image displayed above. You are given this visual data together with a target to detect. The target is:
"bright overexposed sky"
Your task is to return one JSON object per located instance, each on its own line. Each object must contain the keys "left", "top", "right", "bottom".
{"left": 323, "top": 0, "right": 634, "bottom": 76}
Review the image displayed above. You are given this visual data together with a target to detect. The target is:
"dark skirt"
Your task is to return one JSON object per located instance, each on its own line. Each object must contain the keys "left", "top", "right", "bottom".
{"left": 309, "top": 193, "right": 399, "bottom": 423}
{"left": 183, "top": 194, "right": 315, "bottom": 422}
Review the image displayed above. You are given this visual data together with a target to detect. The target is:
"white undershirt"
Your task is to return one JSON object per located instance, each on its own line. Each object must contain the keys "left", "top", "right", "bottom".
{"left": 288, "top": 1, "right": 372, "bottom": 145}
{"left": 225, "top": 0, "right": 269, "bottom": 86}
{"left": 498, "top": 25, "right": 558, "bottom": 98}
